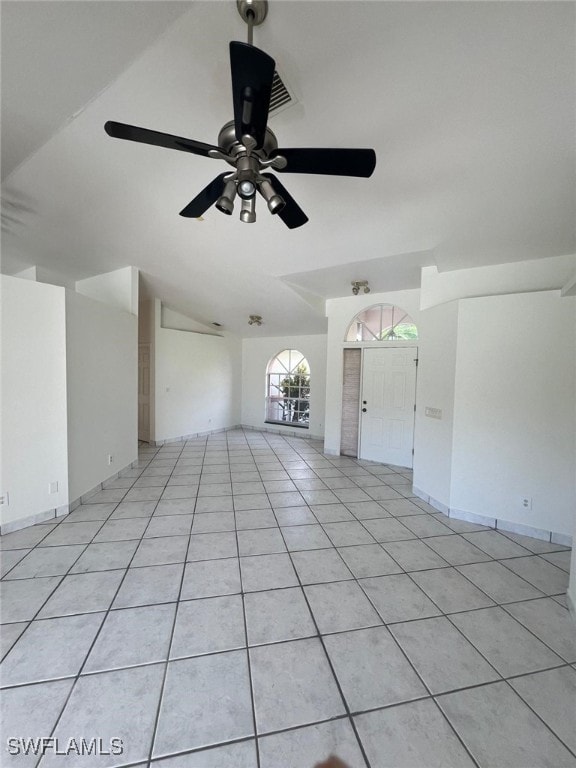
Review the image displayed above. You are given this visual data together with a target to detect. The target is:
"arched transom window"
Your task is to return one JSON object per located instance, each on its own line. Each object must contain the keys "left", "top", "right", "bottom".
{"left": 266, "top": 349, "right": 310, "bottom": 428}
{"left": 345, "top": 304, "right": 418, "bottom": 342}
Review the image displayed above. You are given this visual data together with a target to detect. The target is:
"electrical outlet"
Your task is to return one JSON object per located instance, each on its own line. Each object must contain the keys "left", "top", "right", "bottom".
{"left": 521, "top": 496, "right": 532, "bottom": 510}
{"left": 48, "top": 481, "right": 58, "bottom": 494}
{"left": 107, "top": 455, "right": 113, "bottom": 465}
{"left": 0, "top": 491, "right": 8, "bottom": 506}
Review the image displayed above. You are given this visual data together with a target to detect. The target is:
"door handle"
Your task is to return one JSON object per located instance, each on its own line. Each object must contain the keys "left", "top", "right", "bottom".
{"left": 362, "top": 408, "right": 367, "bottom": 412}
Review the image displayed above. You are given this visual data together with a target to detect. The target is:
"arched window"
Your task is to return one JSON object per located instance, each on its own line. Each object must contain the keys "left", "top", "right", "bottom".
{"left": 345, "top": 303, "right": 418, "bottom": 342}
{"left": 266, "top": 349, "right": 310, "bottom": 428}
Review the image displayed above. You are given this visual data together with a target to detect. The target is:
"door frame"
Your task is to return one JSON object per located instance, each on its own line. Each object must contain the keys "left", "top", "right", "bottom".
{"left": 138, "top": 342, "right": 151, "bottom": 443}
{"left": 352, "top": 343, "right": 418, "bottom": 465}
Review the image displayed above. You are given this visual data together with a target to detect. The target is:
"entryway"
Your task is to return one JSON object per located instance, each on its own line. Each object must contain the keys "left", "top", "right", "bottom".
{"left": 341, "top": 347, "right": 417, "bottom": 467}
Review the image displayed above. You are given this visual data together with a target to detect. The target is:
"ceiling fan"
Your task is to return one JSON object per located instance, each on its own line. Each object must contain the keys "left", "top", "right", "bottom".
{"left": 104, "top": 0, "right": 376, "bottom": 229}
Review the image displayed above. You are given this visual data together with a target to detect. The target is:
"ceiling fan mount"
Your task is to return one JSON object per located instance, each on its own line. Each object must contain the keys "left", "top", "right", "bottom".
{"left": 104, "top": 1, "right": 376, "bottom": 228}
{"left": 236, "top": 0, "right": 268, "bottom": 29}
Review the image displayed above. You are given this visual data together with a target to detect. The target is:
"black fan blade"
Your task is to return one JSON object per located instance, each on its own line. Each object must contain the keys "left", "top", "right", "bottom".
{"left": 262, "top": 173, "right": 308, "bottom": 229}
{"left": 105, "top": 121, "right": 220, "bottom": 158}
{"left": 271, "top": 148, "right": 376, "bottom": 177}
{"left": 230, "top": 41, "right": 275, "bottom": 150}
{"left": 179, "top": 174, "right": 229, "bottom": 218}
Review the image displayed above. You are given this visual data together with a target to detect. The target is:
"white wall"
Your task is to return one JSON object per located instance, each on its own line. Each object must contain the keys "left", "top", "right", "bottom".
{"left": 161, "top": 306, "right": 220, "bottom": 335}
{"left": 76, "top": 266, "right": 138, "bottom": 314}
{"left": 153, "top": 301, "right": 241, "bottom": 442}
{"left": 450, "top": 291, "right": 575, "bottom": 536}
{"left": 66, "top": 290, "right": 138, "bottom": 501}
{"left": 570, "top": 315, "right": 576, "bottom": 617}
{"left": 569, "top": 544, "right": 576, "bottom": 617}
{"left": 0, "top": 275, "right": 69, "bottom": 527}
{"left": 13, "top": 266, "right": 37, "bottom": 281}
{"left": 413, "top": 300, "right": 459, "bottom": 509}
{"left": 562, "top": 271, "right": 576, "bottom": 297}
{"left": 420, "top": 255, "right": 576, "bottom": 310}
{"left": 242, "top": 335, "right": 327, "bottom": 439}
{"left": 324, "top": 289, "right": 421, "bottom": 454}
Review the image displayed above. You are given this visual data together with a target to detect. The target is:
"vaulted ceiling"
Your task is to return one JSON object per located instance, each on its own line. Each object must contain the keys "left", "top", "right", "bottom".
{"left": 2, "top": 1, "right": 574, "bottom": 336}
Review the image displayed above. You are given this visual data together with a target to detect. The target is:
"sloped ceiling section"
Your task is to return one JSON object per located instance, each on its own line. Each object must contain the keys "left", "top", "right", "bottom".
{"left": 1, "top": 0, "right": 193, "bottom": 179}
{"left": 1, "top": 1, "right": 574, "bottom": 337}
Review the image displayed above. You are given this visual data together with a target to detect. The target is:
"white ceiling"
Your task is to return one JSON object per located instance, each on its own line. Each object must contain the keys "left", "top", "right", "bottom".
{"left": 1, "top": 1, "right": 574, "bottom": 336}
{"left": 1, "top": 1, "right": 192, "bottom": 179}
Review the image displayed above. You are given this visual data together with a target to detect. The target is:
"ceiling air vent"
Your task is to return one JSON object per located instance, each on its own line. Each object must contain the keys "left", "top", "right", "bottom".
{"left": 269, "top": 70, "right": 295, "bottom": 116}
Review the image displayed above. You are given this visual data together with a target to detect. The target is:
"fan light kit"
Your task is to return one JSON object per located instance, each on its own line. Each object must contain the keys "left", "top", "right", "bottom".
{"left": 104, "top": 0, "right": 376, "bottom": 228}
{"left": 352, "top": 280, "right": 370, "bottom": 295}
{"left": 248, "top": 315, "right": 263, "bottom": 325}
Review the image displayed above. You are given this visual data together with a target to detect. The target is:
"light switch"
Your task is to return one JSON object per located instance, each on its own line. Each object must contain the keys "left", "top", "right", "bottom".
{"left": 425, "top": 407, "right": 442, "bottom": 420}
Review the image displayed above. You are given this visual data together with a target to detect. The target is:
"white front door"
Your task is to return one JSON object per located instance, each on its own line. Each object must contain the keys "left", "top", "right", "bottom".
{"left": 359, "top": 347, "right": 417, "bottom": 467}
{"left": 138, "top": 343, "right": 151, "bottom": 442}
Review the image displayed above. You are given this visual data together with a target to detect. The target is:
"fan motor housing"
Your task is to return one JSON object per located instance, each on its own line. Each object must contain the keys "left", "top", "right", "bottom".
{"left": 217, "top": 120, "right": 278, "bottom": 161}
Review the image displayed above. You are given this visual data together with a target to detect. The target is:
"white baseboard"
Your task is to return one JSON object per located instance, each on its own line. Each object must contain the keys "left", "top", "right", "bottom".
{"left": 147, "top": 425, "right": 325, "bottom": 447}
{"left": 495, "top": 518, "right": 551, "bottom": 542}
{"left": 0, "top": 456, "right": 140, "bottom": 536}
{"left": 150, "top": 425, "right": 243, "bottom": 446}
{"left": 449, "top": 507, "right": 497, "bottom": 529}
{"left": 413, "top": 487, "right": 573, "bottom": 547}
{"left": 412, "top": 487, "right": 449, "bottom": 515}
{"left": 0, "top": 508, "right": 60, "bottom": 535}
{"left": 241, "top": 424, "right": 324, "bottom": 441}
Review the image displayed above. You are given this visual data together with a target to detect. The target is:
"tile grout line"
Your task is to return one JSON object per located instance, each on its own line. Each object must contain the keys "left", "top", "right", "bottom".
{"left": 0, "top": 504, "right": 126, "bottom": 676}
{"left": 263, "top": 437, "right": 574, "bottom": 765}
{"left": 231, "top": 440, "right": 262, "bottom": 768}
{"left": 500, "top": 677, "right": 576, "bottom": 760}
{"left": 2, "top": 543, "right": 570, "bottom": 638}
{"left": 36, "top": 445, "right": 170, "bottom": 768}
{"left": 423, "top": 561, "right": 576, "bottom": 664}
{"left": 248, "top": 435, "right": 574, "bottom": 765}
{"left": 1, "top": 430, "right": 573, "bottom": 766}
{"left": 0, "top": 484, "right": 158, "bottom": 657}
{"left": 3, "top": 593, "right": 573, "bottom": 694}
{"left": 144, "top": 440, "right": 196, "bottom": 766}
{"left": 2, "top": 577, "right": 570, "bottom": 629}
{"left": 0, "top": 447, "right": 160, "bottom": 578}
{"left": 307, "top": 514, "right": 486, "bottom": 768}
{"left": 251, "top": 437, "right": 375, "bottom": 767}
{"left": 2, "top": 438, "right": 571, "bottom": 615}
{"left": 3, "top": 656, "right": 575, "bottom": 715}
{"left": 266, "top": 499, "right": 373, "bottom": 766}
{"left": 23, "top": 510, "right": 138, "bottom": 768}
{"left": 393, "top": 552, "right": 575, "bottom": 670}
{"left": 243, "top": 432, "right": 373, "bottom": 764}
{"left": 269, "top": 433, "right": 485, "bottom": 768}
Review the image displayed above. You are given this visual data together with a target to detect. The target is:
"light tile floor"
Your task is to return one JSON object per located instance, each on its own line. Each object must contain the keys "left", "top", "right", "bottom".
{"left": 1, "top": 429, "right": 575, "bottom": 768}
